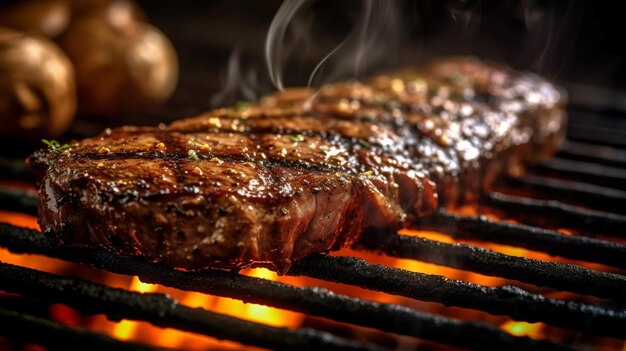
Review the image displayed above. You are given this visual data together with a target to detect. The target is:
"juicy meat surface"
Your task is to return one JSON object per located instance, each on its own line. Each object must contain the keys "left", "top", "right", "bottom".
{"left": 28, "top": 57, "right": 566, "bottom": 271}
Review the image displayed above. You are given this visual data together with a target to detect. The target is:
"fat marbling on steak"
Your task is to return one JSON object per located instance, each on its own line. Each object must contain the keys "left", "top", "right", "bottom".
{"left": 28, "top": 57, "right": 566, "bottom": 271}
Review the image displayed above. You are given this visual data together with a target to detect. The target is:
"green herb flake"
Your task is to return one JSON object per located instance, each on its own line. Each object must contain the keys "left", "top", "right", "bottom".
{"left": 320, "top": 146, "right": 330, "bottom": 156}
{"left": 386, "top": 101, "right": 402, "bottom": 110}
{"left": 370, "top": 96, "right": 387, "bottom": 106}
{"left": 449, "top": 73, "right": 469, "bottom": 87}
{"left": 357, "top": 139, "right": 373, "bottom": 149}
{"left": 188, "top": 149, "right": 199, "bottom": 161}
{"left": 42, "top": 139, "right": 70, "bottom": 152}
{"left": 234, "top": 101, "right": 250, "bottom": 111}
{"left": 289, "top": 134, "right": 305, "bottom": 143}
{"left": 358, "top": 110, "right": 376, "bottom": 122}
{"left": 449, "top": 90, "right": 464, "bottom": 101}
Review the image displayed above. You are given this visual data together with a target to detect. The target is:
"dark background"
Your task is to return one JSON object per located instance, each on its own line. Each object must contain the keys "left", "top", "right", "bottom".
{"left": 1, "top": 0, "right": 625, "bottom": 154}
{"left": 134, "top": 0, "right": 625, "bottom": 120}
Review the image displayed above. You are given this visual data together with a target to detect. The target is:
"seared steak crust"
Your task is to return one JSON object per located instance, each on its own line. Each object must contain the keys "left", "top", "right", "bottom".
{"left": 28, "top": 57, "right": 565, "bottom": 271}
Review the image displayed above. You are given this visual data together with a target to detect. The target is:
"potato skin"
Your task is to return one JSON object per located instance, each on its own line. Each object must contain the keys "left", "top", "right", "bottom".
{"left": 57, "top": 10, "right": 178, "bottom": 117}
{"left": 0, "top": 28, "right": 76, "bottom": 138}
{"left": 0, "top": 0, "right": 70, "bottom": 38}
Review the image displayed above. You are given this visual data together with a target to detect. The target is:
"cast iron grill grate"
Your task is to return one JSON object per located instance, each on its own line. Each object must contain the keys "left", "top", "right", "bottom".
{"left": 0, "top": 105, "right": 625, "bottom": 351}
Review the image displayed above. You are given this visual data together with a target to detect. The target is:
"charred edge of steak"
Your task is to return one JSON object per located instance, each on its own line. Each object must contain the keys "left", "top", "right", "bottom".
{"left": 28, "top": 57, "right": 565, "bottom": 272}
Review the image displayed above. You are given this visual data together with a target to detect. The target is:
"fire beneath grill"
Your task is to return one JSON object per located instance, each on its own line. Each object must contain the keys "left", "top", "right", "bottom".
{"left": 0, "top": 106, "right": 626, "bottom": 350}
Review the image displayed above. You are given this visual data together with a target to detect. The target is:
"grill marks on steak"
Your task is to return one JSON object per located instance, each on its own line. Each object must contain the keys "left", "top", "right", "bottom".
{"left": 28, "top": 57, "right": 565, "bottom": 271}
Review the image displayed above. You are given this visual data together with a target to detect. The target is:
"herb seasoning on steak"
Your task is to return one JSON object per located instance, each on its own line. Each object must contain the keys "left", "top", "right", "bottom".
{"left": 28, "top": 57, "right": 566, "bottom": 272}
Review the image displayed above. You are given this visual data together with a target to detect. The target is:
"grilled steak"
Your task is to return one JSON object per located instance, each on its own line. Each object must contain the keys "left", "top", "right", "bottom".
{"left": 28, "top": 57, "right": 566, "bottom": 271}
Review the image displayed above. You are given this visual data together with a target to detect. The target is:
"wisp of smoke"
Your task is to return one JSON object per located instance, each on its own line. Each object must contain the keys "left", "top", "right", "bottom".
{"left": 210, "top": 49, "right": 260, "bottom": 107}
{"left": 519, "top": 0, "right": 583, "bottom": 77}
{"left": 309, "top": 0, "right": 400, "bottom": 86}
{"left": 265, "top": 0, "right": 311, "bottom": 90}
{"left": 266, "top": 0, "right": 402, "bottom": 90}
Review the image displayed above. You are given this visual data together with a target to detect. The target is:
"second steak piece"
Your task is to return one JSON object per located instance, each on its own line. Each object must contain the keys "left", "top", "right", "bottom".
{"left": 306, "top": 56, "right": 566, "bottom": 205}
{"left": 28, "top": 57, "right": 566, "bottom": 271}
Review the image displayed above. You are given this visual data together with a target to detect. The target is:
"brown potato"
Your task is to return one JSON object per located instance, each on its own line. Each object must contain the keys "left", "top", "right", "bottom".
{"left": 58, "top": 9, "right": 178, "bottom": 117}
{"left": 0, "top": 28, "right": 76, "bottom": 138}
{"left": 0, "top": 0, "right": 70, "bottom": 38}
{"left": 70, "top": 0, "right": 146, "bottom": 25}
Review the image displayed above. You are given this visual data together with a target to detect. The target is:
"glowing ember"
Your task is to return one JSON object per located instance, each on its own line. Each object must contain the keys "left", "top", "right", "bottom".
{"left": 112, "top": 277, "right": 158, "bottom": 340}
{"left": 101, "top": 270, "right": 303, "bottom": 349}
{"left": 241, "top": 268, "right": 304, "bottom": 327}
{"left": 501, "top": 321, "right": 542, "bottom": 338}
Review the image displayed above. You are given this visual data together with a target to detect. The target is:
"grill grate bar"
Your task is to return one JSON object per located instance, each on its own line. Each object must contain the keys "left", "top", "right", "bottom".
{"left": 0, "top": 224, "right": 590, "bottom": 351}
{"left": 534, "top": 158, "right": 626, "bottom": 189}
{"left": 504, "top": 176, "right": 626, "bottom": 213}
{"left": 0, "top": 261, "right": 388, "bottom": 351}
{"left": 288, "top": 255, "right": 626, "bottom": 339}
{"left": 481, "top": 192, "right": 626, "bottom": 237}
{"left": 558, "top": 140, "right": 626, "bottom": 169}
{"left": 567, "top": 125, "right": 626, "bottom": 149}
{"left": 0, "top": 186, "right": 38, "bottom": 216}
{"left": 290, "top": 255, "right": 626, "bottom": 338}
{"left": 357, "top": 233, "right": 626, "bottom": 302}
{"left": 0, "top": 158, "right": 32, "bottom": 181}
{"left": 418, "top": 210, "right": 626, "bottom": 270}
{"left": 0, "top": 306, "right": 160, "bottom": 351}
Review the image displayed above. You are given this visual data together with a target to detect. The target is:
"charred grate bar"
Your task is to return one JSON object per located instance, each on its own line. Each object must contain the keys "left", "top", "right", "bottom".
{"left": 504, "top": 175, "right": 626, "bottom": 213}
{"left": 0, "top": 307, "right": 159, "bottom": 351}
{"left": 288, "top": 255, "right": 626, "bottom": 339}
{"left": 0, "top": 158, "right": 32, "bottom": 181}
{"left": 533, "top": 158, "right": 626, "bottom": 190}
{"left": 418, "top": 210, "right": 626, "bottom": 270}
{"left": 0, "top": 224, "right": 591, "bottom": 351}
{"left": 481, "top": 192, "right": 626, "bottom": 237}
{"left": 0, "top": 261, "right": 388, "bottom": 351}
{"left": 567, "top": 124, "right": 626, "bottom": 149}
{"left": 0, "top": 186, "right": 38, "bottom": 216}
{"left": 559, "top": 140, "right": 626, "bottom": 169}
{"left": 357, "top": 233, "right": 626, "bottom": 302}
{"left": 566, "top": 113, "right": 626, "bottom": 149}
